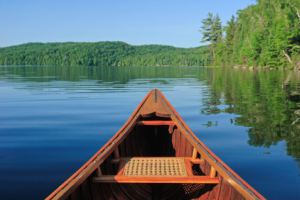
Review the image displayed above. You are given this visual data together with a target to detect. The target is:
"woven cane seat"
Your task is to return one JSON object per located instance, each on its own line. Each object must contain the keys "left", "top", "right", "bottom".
{"left": 123, "top": 157, "right": 187, "bottom": 177}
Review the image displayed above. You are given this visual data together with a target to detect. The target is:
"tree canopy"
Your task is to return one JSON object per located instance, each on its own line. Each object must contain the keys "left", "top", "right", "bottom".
{"left": 0, "top": 42, "right": 211, "bottom": 67}
{"left": 202, "top": 0, "right": 300, "bottom": 69}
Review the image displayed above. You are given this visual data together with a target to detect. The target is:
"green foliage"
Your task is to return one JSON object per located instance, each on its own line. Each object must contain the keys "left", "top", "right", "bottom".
{"left": 0, "top": 42, "right": 211, "bottom": 67}
{"left": 201, "top": 13, "right": 223, "bottom": 43}
{"left": 213, "top": 0, "right": 300, "bottom": 68}
{"left": 201, "top": 13, "right": 223, "bottom": 61}
{"left": 224, "top": 16, "right": 236, "bottom": 62}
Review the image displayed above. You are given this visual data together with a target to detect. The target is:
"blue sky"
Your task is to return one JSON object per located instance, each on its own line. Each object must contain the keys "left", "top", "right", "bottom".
{"left": 0, "top": 0, "right": 256, "bottom": 48}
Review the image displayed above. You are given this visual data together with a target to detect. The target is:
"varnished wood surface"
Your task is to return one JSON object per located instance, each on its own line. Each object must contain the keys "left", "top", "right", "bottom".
{"left": 137, "top": 120, "right": 176, "bottom": 126}
{"left": 93, "top": 175, "right": 220, "bottom": 184}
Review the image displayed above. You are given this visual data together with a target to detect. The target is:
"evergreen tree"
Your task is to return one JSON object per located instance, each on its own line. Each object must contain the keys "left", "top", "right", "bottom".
{"left": 224, "top": 16, "right": 236, "bottom": 64}
{"left": 201, "top": 13, "right": 223, "bottom": 61}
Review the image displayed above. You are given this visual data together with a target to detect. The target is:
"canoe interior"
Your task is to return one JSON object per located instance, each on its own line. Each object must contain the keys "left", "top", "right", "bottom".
{"left": 64, "top": 114, "right": 245, "bottom": 200}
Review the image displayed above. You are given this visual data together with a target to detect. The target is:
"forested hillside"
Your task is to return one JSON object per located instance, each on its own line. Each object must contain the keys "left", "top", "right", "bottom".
{"left": 0, "top": 42, "right": 210, "bottom": 67}
{"left": 202, "top": 0, "right": 300, "bottom": 69}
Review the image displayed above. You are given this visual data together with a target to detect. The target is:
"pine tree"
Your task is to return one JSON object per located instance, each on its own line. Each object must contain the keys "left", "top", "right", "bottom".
{"left": 224, "top": 16, "right": 236, "bottom": 64}
{"left": 201, "top": 13, "right": 223, "bottom": 61}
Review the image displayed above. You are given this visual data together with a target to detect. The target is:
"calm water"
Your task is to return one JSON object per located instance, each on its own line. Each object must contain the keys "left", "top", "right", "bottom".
{"left": 0, "top": 65, "right": 299, "bottom": 199}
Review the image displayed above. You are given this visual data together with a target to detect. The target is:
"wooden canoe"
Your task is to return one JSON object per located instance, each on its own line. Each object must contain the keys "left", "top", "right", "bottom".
{"left": 46, "top": 89, "right": 265, "bottom": 200}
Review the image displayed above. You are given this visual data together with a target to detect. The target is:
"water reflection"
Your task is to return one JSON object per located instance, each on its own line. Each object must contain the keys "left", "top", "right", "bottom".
{"left": 202, "top": 68, "right": 300, "bottom": 162}
{"left": 0, "top": 65, "right": 205, "bottom": 83}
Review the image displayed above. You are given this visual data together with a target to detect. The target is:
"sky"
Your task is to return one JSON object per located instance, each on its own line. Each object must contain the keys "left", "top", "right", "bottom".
{"left": 0, "top": 0, "right": 256, "bottom": 48}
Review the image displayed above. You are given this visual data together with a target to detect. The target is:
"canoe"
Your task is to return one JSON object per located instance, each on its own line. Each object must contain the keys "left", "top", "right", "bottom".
{"left": 46, "top": 89, "right": 265, "bottom": 200}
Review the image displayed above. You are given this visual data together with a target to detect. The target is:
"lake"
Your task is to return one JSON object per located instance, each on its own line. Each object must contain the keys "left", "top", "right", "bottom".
{"left": 0, "top": 65, "right": 299, "bottom": 199}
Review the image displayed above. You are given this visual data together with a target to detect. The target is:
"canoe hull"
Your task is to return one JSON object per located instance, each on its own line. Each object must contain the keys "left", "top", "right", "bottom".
{"left": 46, "top": 89, "right": 265, "bottom": 200}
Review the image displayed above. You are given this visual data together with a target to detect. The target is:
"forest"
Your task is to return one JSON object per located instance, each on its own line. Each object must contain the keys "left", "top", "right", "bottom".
{"left": 201, "top": 0, "right": 300, "bottom": 69}
{"left": 0, "top": 42, "right": 210, "bottom": 67}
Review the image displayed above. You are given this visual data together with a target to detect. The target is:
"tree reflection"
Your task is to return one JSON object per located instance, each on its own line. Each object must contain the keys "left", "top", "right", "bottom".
{"left": 202, "top": 68, "right": 300, "bottom": 162}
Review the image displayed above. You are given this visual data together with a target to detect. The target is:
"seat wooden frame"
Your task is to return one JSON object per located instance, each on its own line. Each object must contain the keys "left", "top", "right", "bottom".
{"left": 93, "top": 157, "right": 220, "bottom": 184}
